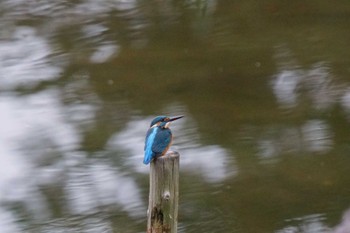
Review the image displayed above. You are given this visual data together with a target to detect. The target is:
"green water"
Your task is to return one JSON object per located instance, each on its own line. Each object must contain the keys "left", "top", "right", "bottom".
{"left": 1, "top": 1, "right": 350, "bottom": 232}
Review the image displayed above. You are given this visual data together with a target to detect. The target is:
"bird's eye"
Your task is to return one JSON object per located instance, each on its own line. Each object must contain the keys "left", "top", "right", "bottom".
{"left": 164, "top": 117, "right": 170, "bottom": 121}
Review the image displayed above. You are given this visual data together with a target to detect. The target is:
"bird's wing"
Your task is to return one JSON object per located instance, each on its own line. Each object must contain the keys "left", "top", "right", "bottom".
{"left": 152, "top": 129, "right": 172, "bottom": 154}
{"left": 144, "top": 128, "right": 153, "bottom": 151}
{"left": 144, "top": 127, "right": 158, "bottom": 164}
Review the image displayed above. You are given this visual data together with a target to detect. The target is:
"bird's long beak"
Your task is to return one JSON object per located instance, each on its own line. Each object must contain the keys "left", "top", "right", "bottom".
{"left": 169, "top": 115, "right": 184, "bottom": 122}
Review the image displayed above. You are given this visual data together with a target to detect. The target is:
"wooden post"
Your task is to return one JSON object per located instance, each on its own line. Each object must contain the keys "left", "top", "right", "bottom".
{"left": 147, "top": 151, "right": 179, "bottom": 233}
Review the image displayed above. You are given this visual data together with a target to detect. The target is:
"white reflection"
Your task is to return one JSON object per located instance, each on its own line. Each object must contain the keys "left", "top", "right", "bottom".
{"left": 108, "top": 113, "right": 236, "bottom": 183}
{"left": 90, "top": 43, "right": 119, "bottom": 63}
{"left": 0, "top": 89, "right": 80, "bottom": 208}
{"left": 181, "top": 145, "right": 234, "bottom": 183}
{"left": 0, "top": 209, "right": 20, "bottom": 233}
{"left": 81, "top": 23, "right": 108, "bottom": 38}
{"left": 107, "top": 117, "right": 148, "bottom": 173}
{"left": 0, "top": 26, "right": 63, "bottom": 91}
{"left": 65, "top": 159, "right": 144, "bottom": 218}
{"left": 257, "top": 127, "right": 302, "bottom": 159}
{"left": 256, "top": 120, "right": 333, "bottom": 161}
{"left": 333, "top": 208, "right": 350, "bottom": 233}
{"left": 12, "top": 89, "right": 81, "bottom": 151}
{"left": 2, "top": 0, "right": 138, "bottom": 18}
{"left": 302, "top": 120, "right": 333, "bottom": 153}
{"left": 80, "top": 23, "right": 120, "bottom": 64}
{"left": 1, "top": 1, "right": 65, "bottom": 17}
{"left": 276, "top": 213, "right": 331, "bottom": 233}
{"left": 74, "top": 0, "right": 137, "bottom": 15}
{"left": 277, "top": 208, "right": 350, "bottom": 233}
{"left": 114, "top": 0, "right": 138, "bottom": 11}
{"left": 40, "top": 216, "right": 113, "bottom": 233}
{"left": 272, "top": 47, "right": 343, "bottom": 111}
{"left": 305, "top": 62, "right": 339, "bottom": 110}
{"left": 0, "top": 91, "right": 79, "bottom": 223}
{"left": 0, "top": 144, "right": 30, "bottom": 201}
{"left": 0, "top": 89, "right": 144, "bottom": 225}
{"left": 63, "top": 72, "right": 101, "bottom": 130}
{"left": 0, "top": 91, "right": 82, "bottom": 217}
{"left": 257, "top": 139, "right": 280, "bottom": 159}
{"left": 341, "top": 89, "right": 350, "bottom": 114}
{"left": 272, "top": 70, "right": 302, "bottom": 108}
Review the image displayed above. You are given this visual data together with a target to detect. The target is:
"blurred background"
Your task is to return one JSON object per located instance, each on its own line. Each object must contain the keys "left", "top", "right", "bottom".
{"left": 1, "top": 0, "right": 350, "bottom": 232}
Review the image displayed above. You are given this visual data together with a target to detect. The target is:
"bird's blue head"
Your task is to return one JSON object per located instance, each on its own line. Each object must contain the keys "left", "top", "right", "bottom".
{"left": 149, "top": 115, "right": 184, "bottom": 128}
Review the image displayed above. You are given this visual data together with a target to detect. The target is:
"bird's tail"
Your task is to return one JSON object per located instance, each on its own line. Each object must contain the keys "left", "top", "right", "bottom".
{"left": 143, "top": 152, "right": 153, "bottom": 165}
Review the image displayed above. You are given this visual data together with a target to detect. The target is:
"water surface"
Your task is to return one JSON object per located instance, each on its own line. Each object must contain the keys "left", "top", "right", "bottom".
{"left": 1, "top": 1, "right": 350, "bottom": 233}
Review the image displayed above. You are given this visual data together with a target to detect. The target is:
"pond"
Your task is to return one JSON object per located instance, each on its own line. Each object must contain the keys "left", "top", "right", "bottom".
{"left": 1, "top": 1, "right": 350, "bottom": 232}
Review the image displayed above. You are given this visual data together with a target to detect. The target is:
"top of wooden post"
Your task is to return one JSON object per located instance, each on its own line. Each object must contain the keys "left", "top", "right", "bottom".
{"left": 158, "top": 151, "right": 180, "bottom": 160}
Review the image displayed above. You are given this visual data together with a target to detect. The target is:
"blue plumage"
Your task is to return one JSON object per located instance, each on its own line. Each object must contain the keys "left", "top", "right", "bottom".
{"left": 143, "top": 115, "right": 183, "bottom": 165}
{"left": 143, "top": 127, "right": 159, "bottom": 164}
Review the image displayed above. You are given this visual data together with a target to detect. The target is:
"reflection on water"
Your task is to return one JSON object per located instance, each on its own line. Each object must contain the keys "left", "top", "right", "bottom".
{"left": 276, "top": 209, "right": 350, "bottom": 233}
{"left": 0, "top": 91, "right": 145, "bottom": 231}
{"left": 108, "top": 112, "right": 236, "bottom": 183}
{"left": 1, "top": 0, "right": 350, "bottom": 232}
{"left": 334, "top": 209, "right": 350, "bottom": 233}
{"left": 89, "top": 43, "right": 119, "bottom": 64}
{"left": 0, "top": 26, "right": 64, "bottom": 91}
{"left": 254, "top": 118, "right": 333, "bottom": 162}
{"left": 272, "top": 69, "right": 301, "bottom": 108}
{"left": 272, "top": 47, "right": 345, "bottom": 112}
{"left": 0, "top": 209, "right": 20, "bottom": 233}
{"left": 64, "top": 157, "right": 144, "bottom": 218}
{"left": 0, "top": 87, "right": 142, "bottom": 230}
{"left": 302, "top": 120, "right": 332, "bottom": 153}
{"left": 276, "top": 214, "right": 330, "bottom": 233}
{"left": 304, "top": 62, "right": 340, "bottom": 111}
{"left": 0, "top": 90, "right": 234, "bottom": 231}
{"left": 341, "top": 89, "right": 350, "bottom": 117}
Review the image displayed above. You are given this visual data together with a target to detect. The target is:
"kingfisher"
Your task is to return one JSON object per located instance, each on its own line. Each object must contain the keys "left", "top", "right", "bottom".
{"left": 143, "top": 115, "right": 184, "bottom": 165}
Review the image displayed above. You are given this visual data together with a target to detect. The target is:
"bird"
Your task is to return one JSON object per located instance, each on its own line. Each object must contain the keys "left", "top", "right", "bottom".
{"left": 143, "top": 115, "right": 184, "bottom": 164}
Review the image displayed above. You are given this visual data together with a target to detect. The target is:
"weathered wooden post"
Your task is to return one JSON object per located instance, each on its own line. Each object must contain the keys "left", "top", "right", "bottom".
{"left": 147, "top": 151, "right": 179, "bottom": 233}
